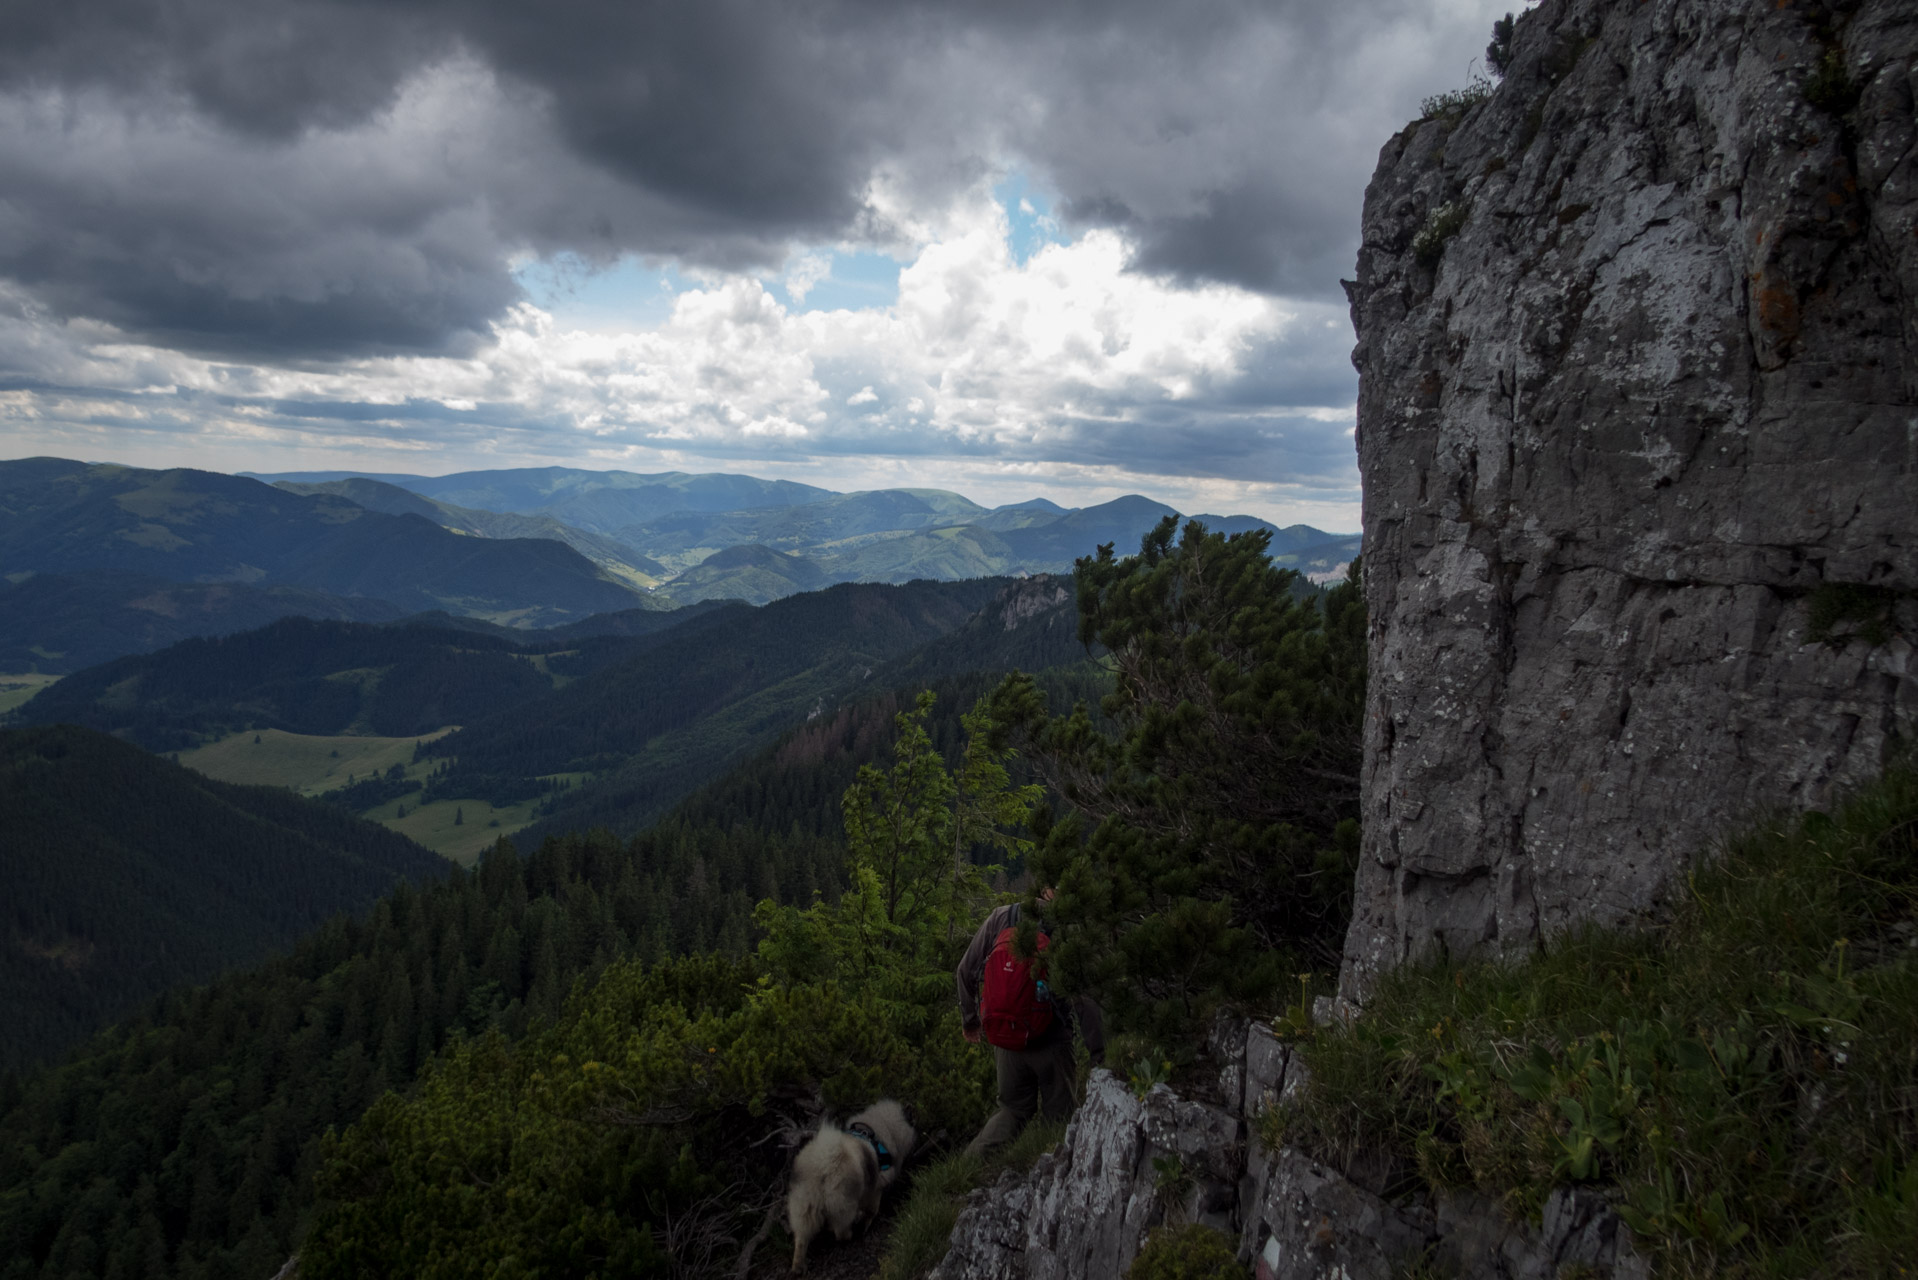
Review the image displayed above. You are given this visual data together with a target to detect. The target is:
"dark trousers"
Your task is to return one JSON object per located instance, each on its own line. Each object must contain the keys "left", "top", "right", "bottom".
{"left": 966, "top": 1038, "right": 1076, "bottom": 1158}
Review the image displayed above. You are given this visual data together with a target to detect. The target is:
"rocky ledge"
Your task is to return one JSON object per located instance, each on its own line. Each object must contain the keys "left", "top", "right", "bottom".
{"left": 932, "top": 1020, "right": 1648, "bottom": 1280}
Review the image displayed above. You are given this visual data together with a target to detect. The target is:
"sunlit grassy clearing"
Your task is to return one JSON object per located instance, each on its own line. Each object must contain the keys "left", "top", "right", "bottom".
{"left": 177, "top": 725, "right": 458, "bottom": 794}
{"left": 0, "top": 672, "right": 61, "bottom": 715}
{"left": 175, "top": 726, "right": 588, "bottom": 864}
{"left": 357, "top": 793, "right": 547, "bottom": 865}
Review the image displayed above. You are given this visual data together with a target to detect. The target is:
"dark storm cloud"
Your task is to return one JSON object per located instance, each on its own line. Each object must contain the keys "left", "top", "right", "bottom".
{"left": 0, "top": 0, "right": 1489, "bottom": 359}
{"left": 2, "top": 0, "right": 446, "bottom": 138}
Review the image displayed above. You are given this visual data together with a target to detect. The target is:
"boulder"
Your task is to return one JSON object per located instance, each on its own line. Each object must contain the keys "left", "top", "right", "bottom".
{"left": 930, "top": 1070, "right": 1242, "bottom": 1280}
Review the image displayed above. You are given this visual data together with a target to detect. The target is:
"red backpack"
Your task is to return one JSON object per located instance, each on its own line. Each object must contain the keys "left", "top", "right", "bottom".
{"left": 980, "top": 925, "right": 1053, "bottom": 1049}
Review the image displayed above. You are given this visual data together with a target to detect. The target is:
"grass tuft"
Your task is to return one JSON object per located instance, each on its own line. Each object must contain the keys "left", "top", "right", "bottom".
{"left": 1283, "top": 761, "right": 1918, "bottom": 1278}
{"left": 878, "top": 1117, "right": 1069, "bottom": 1280}
{"left": 1419, "top": 78, "right": 1493, "bottom": 121}
{"left": 1411, "top": 202, "right": 1471, "bottom": 268}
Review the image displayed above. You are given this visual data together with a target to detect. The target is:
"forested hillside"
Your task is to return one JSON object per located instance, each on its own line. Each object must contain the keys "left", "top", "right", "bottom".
{"left": 295, "top": 519, "right": 1365, "bottom": 1277}
{"left": 0, "top": 725, "right": 446, "bottom": 1072}
{"left": 0, "top": 572, "right": 405, "bottom": 674}
{"left": 0, "top": 620, "right": 1102, "bottom": 1279}
{"left": 427, "top": 577, "right": 1011, "bottom": 826}
{"left": 0, "top": 459, "right": 646, "bottom": 627}
{"left": 12, "top": 611, "right": 717, "bottom": 751}
{"left": 273, "top": 477, "right": 672, "bottom": 591}
{"left": 245, "top": 463, "right": 1362, "bottom": 606}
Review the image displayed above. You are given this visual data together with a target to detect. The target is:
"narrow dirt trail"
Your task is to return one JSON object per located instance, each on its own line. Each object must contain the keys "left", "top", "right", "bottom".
{"left": 745, "top": 1216, "right": 895, "bottom": 1280}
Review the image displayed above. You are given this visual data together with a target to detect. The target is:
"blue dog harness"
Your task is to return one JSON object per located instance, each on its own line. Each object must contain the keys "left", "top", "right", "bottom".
{"left": 847, "top": 1122, "right": 894, "bottom": 1172}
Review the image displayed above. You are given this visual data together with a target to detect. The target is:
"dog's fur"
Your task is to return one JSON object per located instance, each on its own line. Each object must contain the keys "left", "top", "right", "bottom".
{"left": 787, "top": 1099, "right": 916, "bottom": 1272}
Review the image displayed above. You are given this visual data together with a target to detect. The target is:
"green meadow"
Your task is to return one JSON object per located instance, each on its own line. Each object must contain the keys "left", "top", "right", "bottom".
{"left": 358, "top": 792, "right": 558, "bottom": 865}
{"left": 0, "top": 673, "right": 61, "bottom": 716}
{"left": 178, "top": 726, "right": 458, "bottom": 794}
{"left": 177, "top": 725, "right": 585, "bottom": 863}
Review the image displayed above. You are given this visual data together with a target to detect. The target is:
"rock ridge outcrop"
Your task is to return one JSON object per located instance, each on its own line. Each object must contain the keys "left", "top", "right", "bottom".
{"left": 932, "top": 1022, "right": 1649, "bottom": 1280}
{"left": 1340, "top": 0, "right": 1917, "bottom": 1000}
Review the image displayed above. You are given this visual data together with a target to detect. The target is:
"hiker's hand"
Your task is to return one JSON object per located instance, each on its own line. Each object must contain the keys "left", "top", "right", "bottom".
{"left": 964, "top": 1027, "right": 981, "bottom": 1044}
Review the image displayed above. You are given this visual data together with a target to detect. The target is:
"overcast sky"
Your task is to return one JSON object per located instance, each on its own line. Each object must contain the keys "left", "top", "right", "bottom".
{"left": 0, "top": 0, "right": 1512, "bottom": 527}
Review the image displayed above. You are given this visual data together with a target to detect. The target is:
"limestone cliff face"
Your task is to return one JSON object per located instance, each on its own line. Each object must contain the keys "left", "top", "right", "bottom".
{"left": 1340, "top": 0, "right": 1918, "bottom": 1000}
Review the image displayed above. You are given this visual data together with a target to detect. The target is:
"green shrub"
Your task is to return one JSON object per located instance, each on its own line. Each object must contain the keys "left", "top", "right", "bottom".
{"left": 1412, "top": 202, "right": 1470, "bottom": 268}
{"left": 1284, "top": 762, "right": 1918, "bottom": 1279}
{"left": 1126, "top": 1223, "right": 1245, "bottom": 1280}
{"left": 1486, "top": 13, "right": 1517, "bottom": 78}
{"left": 1803, "top": 46, "right": 1860, "bottom": 115}
{"left": 302, "top": 696, "right": 1034, "bottom": 1278}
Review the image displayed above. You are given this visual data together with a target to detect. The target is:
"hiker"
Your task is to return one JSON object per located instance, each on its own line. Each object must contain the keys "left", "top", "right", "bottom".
{"left": 955, "top": 888, "right": 1105, "bottom": 1158}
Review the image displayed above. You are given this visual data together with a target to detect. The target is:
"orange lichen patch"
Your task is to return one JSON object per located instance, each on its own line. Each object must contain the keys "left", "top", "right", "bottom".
{"left": 1828, "top": 191, "right": 1848, "bottom": 206}
{"left": 1756, "top": 285, "right": 1799, "bottom": 336}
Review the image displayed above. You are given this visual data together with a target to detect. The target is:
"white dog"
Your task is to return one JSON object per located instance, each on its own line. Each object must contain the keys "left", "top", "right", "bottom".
{"left": 787, "top": 1098, "right": 916, "bottom": 1272}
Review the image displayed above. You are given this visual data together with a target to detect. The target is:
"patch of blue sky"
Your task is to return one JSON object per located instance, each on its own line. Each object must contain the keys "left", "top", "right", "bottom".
{"left": 783, "top": 250, "right": 903, "bottom": 313}
{"left": 995, "top": 171, "right": 1070, "bottom": 266}
{"left": 514, "top": 253, "right": 689, "bottom": 331}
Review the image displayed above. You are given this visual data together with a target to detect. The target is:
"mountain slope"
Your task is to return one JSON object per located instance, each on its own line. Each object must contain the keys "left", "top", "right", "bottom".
{"left": 11, "top": 614, "right": 710, "bottom": 751}
{"left": 0, "top": 574, "right": 1116, "bottom": 1279}
{"left": 0, "top": 571, "right": 406, "bottom": 674}
{"left": 275, "top": 477, "right": 671, "bottom": 589}
{"left": 253, "top": 466, "right": 836, "bottom": 529}
{"left": 995, "top": 493, "right": 1180, "bottom": 565}
{"left": 513, "top": 576, "right": 1093, "bottom": 841}
{"left": 0, "top": 458, "right": 645, "bottom": 626}
{"left": 438, "top": 577, "right": 1008, "bottom": 832}
{"left": 813, "top": 523, "right": 1018, "bottom": 583}
{"left": 233, "top": 463, "right": 1363, "bottom": 606}
{"left": 0, "top": 724, "right": 446, "bottom": 1071}
{"left": 661, "top": 542, "right": 829, "bottom": 604}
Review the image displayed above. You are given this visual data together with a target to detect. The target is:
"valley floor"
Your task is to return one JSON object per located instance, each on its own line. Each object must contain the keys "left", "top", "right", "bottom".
{"left": 176, "top": 724, "right": 549, "bottom": 863}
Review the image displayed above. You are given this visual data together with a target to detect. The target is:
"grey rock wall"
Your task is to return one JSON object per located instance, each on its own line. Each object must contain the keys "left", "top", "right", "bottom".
{"left": 928, "top": 1071, "right": 1242, "bottom": 1280}
{"left": 1340, "top": 0, "right": 1918, "bottom": 1000}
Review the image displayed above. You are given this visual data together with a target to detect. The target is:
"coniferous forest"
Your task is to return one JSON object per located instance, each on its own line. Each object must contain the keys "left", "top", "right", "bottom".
{"left": 0, "top": 725, "right": 447, "bottom": 1073}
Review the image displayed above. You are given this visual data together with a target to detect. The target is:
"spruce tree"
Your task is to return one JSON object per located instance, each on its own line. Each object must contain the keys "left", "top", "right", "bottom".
{"left": 990, "top": 516, "right": 1365, "bottom": 1043}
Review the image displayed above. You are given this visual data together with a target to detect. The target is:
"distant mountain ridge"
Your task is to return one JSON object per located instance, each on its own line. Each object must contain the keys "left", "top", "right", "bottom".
{"left": 250, "top": 462, "right": 1363, "bottom": 606}
{"left": 0, "top": 457, "right": 1357, "bottom": 676}
{"left": 0, "top": 459, "right": 649, "bottom": 651}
